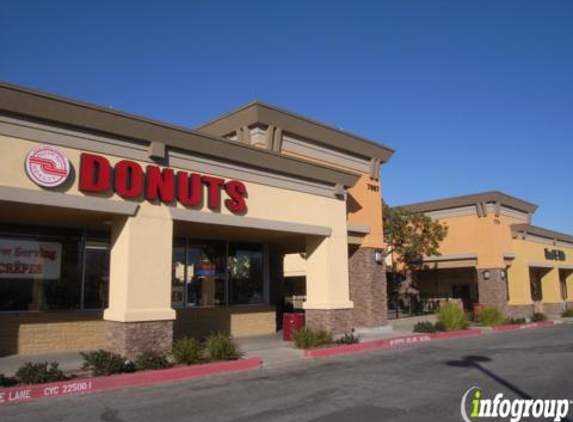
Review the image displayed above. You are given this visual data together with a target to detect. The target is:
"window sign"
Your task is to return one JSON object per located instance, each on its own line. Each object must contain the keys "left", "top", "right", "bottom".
{"left": 0, "top": 239, "right": 62, "bottom": 279}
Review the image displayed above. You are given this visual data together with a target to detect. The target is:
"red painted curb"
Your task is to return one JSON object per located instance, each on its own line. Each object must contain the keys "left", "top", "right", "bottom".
{"left": 491, "top": 320, "right": 555, "bottom": 332}
{"left": 0, "top": 358, "right": 262, "bottom": 406}
{"left": 304, "top": 329, "right": 483, "bottom": 358}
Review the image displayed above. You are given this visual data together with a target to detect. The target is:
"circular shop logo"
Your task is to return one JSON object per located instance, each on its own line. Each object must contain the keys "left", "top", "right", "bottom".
{"left": 25, "top": 145, "right": 70, "bottom": 187}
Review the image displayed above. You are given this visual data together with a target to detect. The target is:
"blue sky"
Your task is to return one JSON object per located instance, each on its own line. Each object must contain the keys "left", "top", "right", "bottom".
{"left": 1, "top": 1, "right": 572, "bottom": 233}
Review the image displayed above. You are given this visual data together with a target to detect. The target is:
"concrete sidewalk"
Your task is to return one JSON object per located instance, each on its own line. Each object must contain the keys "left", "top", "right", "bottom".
{"left": 0, "top": 315, "right": 445, "bottom": 376}
{"left": 0, "top": 350, "right": 85, "bottom": 377}
{"left": 236, "top": 316, "right": 437, "bottom": 367}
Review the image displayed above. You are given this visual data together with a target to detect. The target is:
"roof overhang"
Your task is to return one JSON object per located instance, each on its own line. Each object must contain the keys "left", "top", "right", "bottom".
{"left": 196, "top": 101, "right": 394, "bottom": 163}
{"left": 511, "top": 223, "right": 573, "bottom": 245}
{"left": 398, "top": 191, "right": 538, "bottom": 215}
{"left": 0, "top": 82, "right": 359, "bottom": 189}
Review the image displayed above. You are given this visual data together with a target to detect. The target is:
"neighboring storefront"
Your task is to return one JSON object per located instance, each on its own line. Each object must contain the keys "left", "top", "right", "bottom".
{"left": 0, "top": 82, "right": 393, "bottom": 357}
{"left": 399, "top": 192, "right": 573, "bottom": 317}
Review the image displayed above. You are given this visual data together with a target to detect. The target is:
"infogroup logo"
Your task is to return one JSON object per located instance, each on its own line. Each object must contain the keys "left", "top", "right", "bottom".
{"left": 460, "top": 387, "right": 571, "bottom": 422}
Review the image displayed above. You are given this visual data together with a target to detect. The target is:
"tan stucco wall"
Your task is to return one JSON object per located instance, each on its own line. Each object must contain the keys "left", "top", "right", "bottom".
{"left": 0, "top": 135, "right": 353, "bottom": 323}
{"left": 284, "top": 253, "right": 306, "bottom": 277}
{"left": 507, "top": 238, "right": 573, "bottom": 305}
{"left": 281, "top": 150, "right": 385, "bottom": 249}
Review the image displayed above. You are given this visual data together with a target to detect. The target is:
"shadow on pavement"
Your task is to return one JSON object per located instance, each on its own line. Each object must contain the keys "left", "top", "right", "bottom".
{"left": 446, "top": 355, "right": 572, "bottom": 422}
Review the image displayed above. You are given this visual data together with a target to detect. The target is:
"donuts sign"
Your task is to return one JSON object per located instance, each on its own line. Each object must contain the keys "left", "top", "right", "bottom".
{"left": 24, "top": 146, "right": 249, "bottom": 214}
{"left": 79, "top": 153, "right": 248, "bottom": 213}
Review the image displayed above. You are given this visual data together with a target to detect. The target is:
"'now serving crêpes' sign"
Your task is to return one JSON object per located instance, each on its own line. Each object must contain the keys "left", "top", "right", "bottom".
{"left": 0, "top": 239, "right": 62, "bottom": 279}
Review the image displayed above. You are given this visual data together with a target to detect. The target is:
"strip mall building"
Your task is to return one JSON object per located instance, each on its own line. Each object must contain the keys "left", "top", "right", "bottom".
{"left": 0, "top": 82, "right": 392, "bottom": 357}
{"left": 399, "top": 192, "right": 573, "bottom": 318}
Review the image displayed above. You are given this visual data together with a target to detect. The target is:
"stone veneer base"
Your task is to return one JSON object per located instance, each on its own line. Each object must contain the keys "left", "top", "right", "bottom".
{"left": 348, "top": 247, "right": 388, "bottom": 328}
{"left": 507, "top": 305, "right": 534, "bottom": 319}
{"left": 507, "top": 303, "right": 566, "bottom": 318}
{"left": 541, "top": 303, "right": 565, "bottom": 316}
{"left": 106, "top": 320, "right": 173, "bottom": 359}
{"left": 305, "top": 309, "right": 353, "bottom": 335}
{"left": 477, "top": 268, "right": 508, "bottom": 310}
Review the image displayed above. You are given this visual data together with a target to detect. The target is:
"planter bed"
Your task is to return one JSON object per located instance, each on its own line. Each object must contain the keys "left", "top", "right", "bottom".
{"left": 304, "top": 329, "right": 483, "bottom": 358}
{"left": 0, "top": 358, "right": 262, "bottom": 406}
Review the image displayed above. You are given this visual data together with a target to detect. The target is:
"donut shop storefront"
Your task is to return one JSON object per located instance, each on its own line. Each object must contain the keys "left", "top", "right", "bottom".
{"left": 0, "top": 83, "right": 360, "bottom": 357}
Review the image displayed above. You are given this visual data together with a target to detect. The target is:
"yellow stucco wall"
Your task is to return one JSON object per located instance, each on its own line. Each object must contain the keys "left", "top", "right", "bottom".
{"left": 434, "top": 213, "right": 526, "bottom": 268}
{"left": 507, "top": 238, "right": 573, "bottom": 305}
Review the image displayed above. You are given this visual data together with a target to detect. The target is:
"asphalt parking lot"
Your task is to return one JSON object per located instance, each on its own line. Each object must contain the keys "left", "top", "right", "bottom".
{"left": 1, "top": 324, "right": 572, "bottom": 422}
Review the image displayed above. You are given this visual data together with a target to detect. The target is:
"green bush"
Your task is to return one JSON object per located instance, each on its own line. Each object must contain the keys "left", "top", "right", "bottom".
{"left": 505, "top": 317, "right": 527, "bottom": 325}
{"left": 205, "top": 333, "right": 242, "bottom": 361}
{"left": 292, "top": 327, "right": 333, "bottom": 349}
{"left": 15, "top": 362, "right": 67, "bottom": 385}
{"left": 434, "top": 321, "right": 447, "bottom": 332}
{"left": 135, "top": 350, "right": 173, "bottom": 371}
{"left": 413, "top": 321, "right": 437, "bottom": 333}
{"left": 335, "top": 332, "right": 360, "bottom": 344}
{"left": 81, "top": 350, "right": 130, "bottom": 376}
{"left": 532, "top": 312, "right": 547, "bottom": 322}
{"left": 437, "top": 303, "right": 469, "bottom": 331}
{"left": 561, "top": 308, "right": 573, "bottom": 318}
{"left": 173, "top": 337, "right": 204, "bottom": 365}
{"left": 476, "top": 306, "right": 506, "bottom": 327}
{"left": 0, "top": 373, "right": 17, "bottom": 387}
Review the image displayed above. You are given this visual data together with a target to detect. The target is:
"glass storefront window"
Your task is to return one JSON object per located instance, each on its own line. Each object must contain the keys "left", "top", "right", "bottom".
{"left": 171, "top": 238, "right": 186, "bottom": 308}
{"left": 559, "top": 270, "right": 568, "bottom": 301}
{"left": 171, "top": 238, "right": 265, "bottom": 308}
{"left": 187, "top": 241, "right": 226, "bottom": 306}
{"left": 228, "top": 242, "right": 263, "bottom": 305}
{"left": 83, "top": 241, "right": 110, "bottom": 309}
{"left": 529, "top": 268, "right": 543, "bottom": 302}
{"left": 0, "top": 225, "right": 110, "bottom": 312}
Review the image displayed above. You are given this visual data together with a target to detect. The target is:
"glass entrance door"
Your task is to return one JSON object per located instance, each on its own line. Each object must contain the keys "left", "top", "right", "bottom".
{"left": 186, "top": 241, "right": 226, "bottom": 306}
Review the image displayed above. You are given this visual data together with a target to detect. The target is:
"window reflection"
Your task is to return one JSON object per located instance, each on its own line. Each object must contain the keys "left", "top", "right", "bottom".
{"left": 228, "top": 243, "right": 263, "bottom": 305}
{"left": 171, "top": 239, "right": 265, "bottom": 308}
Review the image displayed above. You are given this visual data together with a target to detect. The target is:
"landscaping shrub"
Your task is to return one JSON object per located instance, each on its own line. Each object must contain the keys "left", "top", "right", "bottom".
{"left": 335, "top": 331, "right": 360, "bottom": 344}
{"left": 437, "top": 302, "right": 469, "bottom": 331}
{"left": 476, "top": 306, "right": 506, "bottom": 327}
{"left": 173, "top": 337, "right": 204, "bottom": 365}
{"left": 205, "top": 333, "right": 242, "bottom": 361}
{"left": 81, "top": 350, "right": 130, "bottom": 376}
{"left": 506, "top": 317, "right": 527, "bottom": 325}
{"left": 292, "top": 327, "right": 332, "bottom": 349}
{"left": 15, "top": 362, "right": 67, "bottom": 385}
{"left": 135, "top": 350, "right": 173, "bottom": 371}
{"left": 434, "top": 321, "right": 447, "bottom": 332}
{"left": 413, "top": 321, "right": 437, "bottom": 333}
{"left": 0, "top": 373, "right": 16, "bottom": 388}
{"left": 561, "top": 308, "right": 573, "bottom": 318}
{"left": 532, "top": 312, "right": 547, "bottom": 322}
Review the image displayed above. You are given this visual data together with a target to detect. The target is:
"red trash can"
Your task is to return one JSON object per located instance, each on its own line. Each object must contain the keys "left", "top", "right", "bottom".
{"left": 283, "top": 313, "right": 305, "bottom": 341}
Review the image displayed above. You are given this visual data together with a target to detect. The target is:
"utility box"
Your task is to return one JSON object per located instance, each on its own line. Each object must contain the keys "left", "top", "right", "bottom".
{"left": 283, "top": 313, "right": 305, "bottom": 341}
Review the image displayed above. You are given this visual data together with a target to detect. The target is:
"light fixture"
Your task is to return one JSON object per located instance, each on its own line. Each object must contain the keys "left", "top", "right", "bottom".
{"left": 374, "top": 250, "right": 384, "bottom": 264}
{"left": 483, "top": 270, "right": 491, "bottom": 280}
